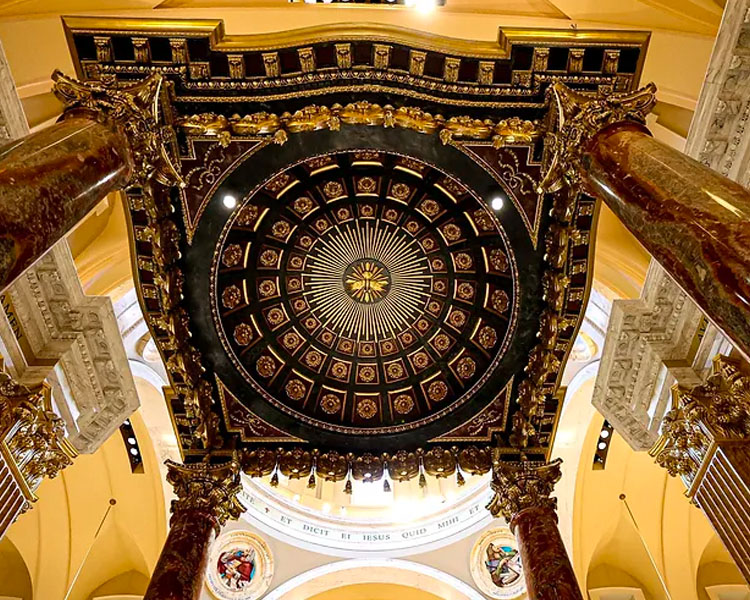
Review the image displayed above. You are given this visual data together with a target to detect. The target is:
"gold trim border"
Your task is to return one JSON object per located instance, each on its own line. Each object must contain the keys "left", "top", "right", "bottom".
{"left": 62, "top": 16, "right": 650, "bottom": 64}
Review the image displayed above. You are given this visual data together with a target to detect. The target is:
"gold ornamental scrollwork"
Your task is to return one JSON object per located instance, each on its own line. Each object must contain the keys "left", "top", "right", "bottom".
{"left": 165, "top": 458, "right": 244, "bottom": 531}
{"left": 650, "top": 355, "right": 750, "bottom": 486}
{"left": 538, "top": 81, "right": 657, "bottom": 193}
{"left": 176, "top": 102, "right": 540, "bottom": 148}
{"left": 52, "top": 70, "right": 183, "bottom": 187}
{"left": 0, "top": 373, "right": 76, "bottom": 498}
{"left": 486, "top": 456, "right": 562, "bottom": 526}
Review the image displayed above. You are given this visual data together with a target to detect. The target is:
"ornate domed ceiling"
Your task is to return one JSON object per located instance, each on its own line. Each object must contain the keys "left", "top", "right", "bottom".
{"left": 61, "top": 17, "right": 648, "bottom": 475}
{"left": 205, "top": 147, "right": 521, "bottom": 448}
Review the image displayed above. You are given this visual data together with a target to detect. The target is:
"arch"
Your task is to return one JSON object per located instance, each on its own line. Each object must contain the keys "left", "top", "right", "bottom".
{"left": 263, "top": 558, "right": 485, "bottom": 600}
{"left": 66, "top": 519, "right": 151, "bottom": 600}
{"left": 585, "top": 511, "right": 659, "bottom": 600}
{"left": 696, "top": 536, "right": 747, "bottom": 600}
{"left": 87, "top": 569, "right": 149, "bottom": 600}
{"left": 309, "top": 582, "right": 443, "bottom": 600}
{"left": 0, "top": 537, "right": 33, "bottom": 600}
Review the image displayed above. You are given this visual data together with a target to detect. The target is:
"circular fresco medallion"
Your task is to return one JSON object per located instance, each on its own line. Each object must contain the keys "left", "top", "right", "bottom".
{"left": 470, "top": 528, "right": 526, "bottom": 600}
{"left": 213, "top": 151, "right": 517, "bottom": 435}
{"left": 206, "top": 530, "right": 273, "bottom": 600}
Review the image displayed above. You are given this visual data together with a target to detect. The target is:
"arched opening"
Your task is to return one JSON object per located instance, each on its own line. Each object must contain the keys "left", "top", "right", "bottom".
{"left": 308, "top": 583, "right": 442, "bottom": 600}
{"left": 0, "top": 537, "right": 33, "bottom": 600}
{"left": 696, "top": 536, "right": 748, "bottom": 600}
{"left": 88, "top": 569, "right": 150, "bottom": 600}
{"left": 264, "top": 559, "right": 485, "bottom": 600}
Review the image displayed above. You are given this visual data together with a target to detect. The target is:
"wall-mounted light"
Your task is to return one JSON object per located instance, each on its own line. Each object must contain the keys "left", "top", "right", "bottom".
{"left": 119, "top": 419, "right": 144, "bottom": 473}
{"left": 592, "top": 420, "right": 614, "bottom": 470}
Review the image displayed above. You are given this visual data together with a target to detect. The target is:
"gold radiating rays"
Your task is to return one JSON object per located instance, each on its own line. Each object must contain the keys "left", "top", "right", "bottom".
{"left": 303, "top": 219, "right": 431, "bottom": 340}
{"left": 344, "top": 259, "right": 391, "bottom": 304}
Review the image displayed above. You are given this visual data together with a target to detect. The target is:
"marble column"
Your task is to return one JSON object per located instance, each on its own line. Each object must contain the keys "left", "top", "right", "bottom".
{"left": 144, "top": 459, "right": 243, "bottom": 600}
{"left": 0, "top": 114, "right": 133, "bottom": 292}
{"left": 540, "top": 81, "right": 750, "bottom": 362}
{"left": 487, "top": 458, "right": 583, "bottom": 600}
{"left": 651, "top": 355, "right": 750, "bottom": 582}
{"left": 583, "top": 122, "right": 750, "bottom": 362}
{"left": 0, "top": 70, "right": 179, "bottom": 293}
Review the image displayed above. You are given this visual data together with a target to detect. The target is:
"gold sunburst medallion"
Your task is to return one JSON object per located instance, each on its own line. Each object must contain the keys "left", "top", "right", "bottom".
{"left": 344, "top": 259, "right": 391, "bottom": 304}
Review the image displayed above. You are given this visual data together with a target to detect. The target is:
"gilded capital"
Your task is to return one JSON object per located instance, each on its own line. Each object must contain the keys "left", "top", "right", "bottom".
{"left": 651, "top": 355, "right": 750, "bottom": 481}
{"left": 0, "top": 374, "right": 76, "bottom": 493}
{"left": 166, "top": 459, "right": 244, "bottom": 531}
{"left": 486, "top": 457, "right": 562, "bottom": 525}
{"left": 52, "top": 71, "right": 182, "bottom": 187}
{"left": 539, "top": 81, "right": 657, "bottom": 193}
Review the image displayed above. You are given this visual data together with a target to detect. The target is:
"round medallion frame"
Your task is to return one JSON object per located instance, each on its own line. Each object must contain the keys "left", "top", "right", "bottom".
{"left": 206, "top": 530, "right": 274, "bottom": 600}
{"left": 470, "top": 527, "right": 526, "bottom": 600}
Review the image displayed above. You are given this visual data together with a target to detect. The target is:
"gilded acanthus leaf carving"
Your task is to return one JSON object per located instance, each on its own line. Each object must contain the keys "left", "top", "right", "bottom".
{"left": 651, "top": 355, "right": 750, "bottom": 483}
{"left": 539, "top": 81, "right": 657, "bottom": 193}
{"left": 52, "top": 71, "right": 183, "bottom": 187}
{"left": 176, "top": 102, "right": 540, "bottom": 148}
{"left": 166, "top": 458, "right": 244, "bottom": 530}
{"left": 0, "top": 373, "right": 76, "bottom": 493}
{"left": 487, "top": 456, "right": 562, "bottom": 525}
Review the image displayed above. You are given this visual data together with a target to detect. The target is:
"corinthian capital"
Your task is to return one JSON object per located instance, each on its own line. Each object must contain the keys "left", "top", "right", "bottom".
{"left": 539, "top": 81, "right": 657, "bottom": 193}
{"left": 52, "top": 70, "right": 182, "bottom": 187}
{"left": 166, "top": 459, "right": 244, "bottom": 530}
{"left": 652, "top": 355, "right": 750, "bottom": 482}
{"left": 487, "top": 457, "right": 562, "bottom": 525}
{"left": 0, "top": 373, "right": 76, "bottom": 492}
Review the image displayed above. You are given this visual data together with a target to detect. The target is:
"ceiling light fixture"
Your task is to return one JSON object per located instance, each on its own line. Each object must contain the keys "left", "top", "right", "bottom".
{"left": 405, "top": 0, "right": 437, "bottom": 12}
{"left": 222, "top": 194, "right": 237, "bottom": 209}
{"left": 490, "top": 196, "right": 504, "bottom": 211}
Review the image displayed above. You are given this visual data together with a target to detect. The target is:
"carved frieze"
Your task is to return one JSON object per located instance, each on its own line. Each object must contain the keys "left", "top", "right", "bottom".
{"left": 686, "top": 0, "right": 750, "bottom": 187}
{"left": 591, "top": 262, "right": 729, "bottom": 451}
{"left": 0, "top": 242, "right": 140, "bottom": 454}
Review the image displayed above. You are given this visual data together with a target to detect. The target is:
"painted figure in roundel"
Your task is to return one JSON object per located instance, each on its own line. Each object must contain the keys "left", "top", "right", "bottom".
{"left": 218, "top": 547, "right": 256, "bottom": 590}
{"left": 485, "top": 542, "right": 522, "bottom": 588}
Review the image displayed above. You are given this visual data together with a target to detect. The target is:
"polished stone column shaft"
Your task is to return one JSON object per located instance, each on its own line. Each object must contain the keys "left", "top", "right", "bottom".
{"left": 0, "top": 113, "right": 133, "bottom": 292}
{"left": 144, "top": 507, "right": 217, "bottom": 600}
{"left": 512, "top": 505, "right": 583, "bottom": 600}
{"left": 487, "top": 458, "right": 582, "bottom": 600}
{"left": 582, "top": 122, "right": 750, "bottom": 360}
{"left": 144, "top": 460, "right": 243, "bottom": 600}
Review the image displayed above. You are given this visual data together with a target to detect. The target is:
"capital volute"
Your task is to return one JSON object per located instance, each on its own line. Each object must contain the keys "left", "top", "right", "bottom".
{"left": 166, "top": 459, "right": 244, "bottom": 531}
{"left": 486, "top": 457, "right": 562, "bottom": 528}
{"left": 51, "top": 70, "right": 183, "bottom": 188}
{"left": 539, "top": 81, "right": 657, "bottom": 193}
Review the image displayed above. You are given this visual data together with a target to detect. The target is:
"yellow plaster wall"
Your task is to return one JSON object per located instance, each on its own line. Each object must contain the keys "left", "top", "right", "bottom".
{"left": 571, "top": 413, "right": 743, "bottom": 599}
{"left": 308, "top": 583, "right": 443, "bottom": 600}
{"left": 2, "top": 407, "right": 167, "bottom": 600}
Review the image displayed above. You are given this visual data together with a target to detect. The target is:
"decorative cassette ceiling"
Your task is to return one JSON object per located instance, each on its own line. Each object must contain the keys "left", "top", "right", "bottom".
{"left": 62, "top": 17, "right": 648, "bottom": 469}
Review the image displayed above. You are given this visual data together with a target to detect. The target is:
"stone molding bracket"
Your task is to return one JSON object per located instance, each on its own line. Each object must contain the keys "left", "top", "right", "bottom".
{"left": 0, "top": 242, "right": 140, "bottom": 454}
{"left": 591, "top": 262, "right": 730, "bottom": 451}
